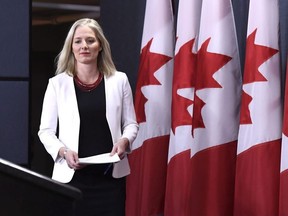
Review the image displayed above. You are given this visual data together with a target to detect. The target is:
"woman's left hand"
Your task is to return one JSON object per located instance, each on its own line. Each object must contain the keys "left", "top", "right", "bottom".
{"left": 110, "top": 138, "right": 129, "bottom": 159}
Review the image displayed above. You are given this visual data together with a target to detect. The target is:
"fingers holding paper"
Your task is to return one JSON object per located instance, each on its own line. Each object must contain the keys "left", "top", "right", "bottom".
{"left": 110, "top": 138, "right": 129, "bottom": 159}
{"left": 64, "top": 149, "right": 83, "bottom": 170}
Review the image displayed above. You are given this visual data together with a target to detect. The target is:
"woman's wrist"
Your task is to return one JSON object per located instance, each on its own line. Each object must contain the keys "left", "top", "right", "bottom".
{"left": 59, "top": 147, "right": 69, "bottom": 159}
{"left": 63, "top": 148, "right": 69, "bottom": 159}
{"left": 121, "top": 138, "right": 129, "bottom": 151}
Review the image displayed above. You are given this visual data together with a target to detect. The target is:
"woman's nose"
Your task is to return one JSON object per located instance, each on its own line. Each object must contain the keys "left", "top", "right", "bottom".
{"left": 81, "top": 41, "right": 88, "bottom": 49}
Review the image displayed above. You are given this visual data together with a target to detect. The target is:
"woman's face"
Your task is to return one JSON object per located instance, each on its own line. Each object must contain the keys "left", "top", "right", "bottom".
{"left": 72, "top": 25, "right": 102, "bottom": 65}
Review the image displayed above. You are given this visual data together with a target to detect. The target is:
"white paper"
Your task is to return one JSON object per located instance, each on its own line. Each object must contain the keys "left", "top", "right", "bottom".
{"left": 78, "top": 153, "right": 120, "bottom": 164}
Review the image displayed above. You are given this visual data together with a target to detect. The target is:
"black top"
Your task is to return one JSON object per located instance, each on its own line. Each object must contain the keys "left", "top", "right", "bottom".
{"left": 75, "top": 78, "right": 113, "bottom": 158}
{"left": 71, "top": 78, "right": 126, "bottom": 216}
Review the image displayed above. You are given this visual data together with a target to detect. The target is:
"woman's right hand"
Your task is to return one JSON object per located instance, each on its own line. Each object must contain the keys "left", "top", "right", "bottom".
{"left": 59, "top": 147, "right": 83, "bottom": 170}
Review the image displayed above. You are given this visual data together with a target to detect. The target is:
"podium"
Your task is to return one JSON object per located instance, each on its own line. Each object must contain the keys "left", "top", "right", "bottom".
{"left": 0, "top": 158, "right": 82, "bottom": 216}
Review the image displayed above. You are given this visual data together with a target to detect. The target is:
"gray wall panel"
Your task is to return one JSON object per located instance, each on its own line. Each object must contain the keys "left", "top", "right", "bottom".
{"left": 0, "top": 81, "right": 29, "bottom": 164}
{"left": 0, "top": 0, "right": 29, "bottom": 78}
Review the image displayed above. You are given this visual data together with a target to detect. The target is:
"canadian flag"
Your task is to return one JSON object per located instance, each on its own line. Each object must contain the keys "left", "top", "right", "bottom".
{"left": 279, "top": 58, "right": 288, "bottom": 216}
{"left": 164, "top": 0, "right": 201, "bottom": 215}
{"left": 188, "top": 0, "right": 242, "bottom": 215}
{"left": 125, "top": 0, "right": 174, "bottom": 215}
{"left": 165, "top": 0, "right": 243, "bottom": 215}
{"left": 233, "top": 0, "right": 282, "bottom": 215}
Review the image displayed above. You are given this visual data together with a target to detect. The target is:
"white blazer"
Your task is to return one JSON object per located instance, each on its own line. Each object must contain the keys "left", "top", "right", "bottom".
{"left": 38, "top": 71, "right": 138, "bottom": 183}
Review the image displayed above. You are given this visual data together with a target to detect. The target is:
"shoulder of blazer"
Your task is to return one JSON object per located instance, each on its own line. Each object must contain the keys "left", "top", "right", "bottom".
{"left": 104, "top": 71, "right": 128, "bottom": 83}
{"left": 50, "top": 72, "right": 72, "bottom": 83}
{"left": 49, "top": 73, "right": 74, "bottom": 91}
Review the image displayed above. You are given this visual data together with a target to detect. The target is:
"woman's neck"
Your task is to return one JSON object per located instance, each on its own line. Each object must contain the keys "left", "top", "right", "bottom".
{"left": 75, "top": 63, "right": 99, "bottom": 84}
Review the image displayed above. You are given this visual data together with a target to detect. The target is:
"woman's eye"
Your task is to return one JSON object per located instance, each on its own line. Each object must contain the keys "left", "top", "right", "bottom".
{"left": 87, "top": 39, "right": 95, "bottom": 44}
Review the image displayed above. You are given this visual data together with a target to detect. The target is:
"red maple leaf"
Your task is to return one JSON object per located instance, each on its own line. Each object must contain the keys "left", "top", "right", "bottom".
{"left": 240, "top": 29, "right": 279, "bottom": 125}
{"left": 171, "top": 39, "right": 197, "bottom": 134}
{"left": 239, "top": 90, "right": 253, "bottom": 124}
{"left": 134, "top": 38, "right": 172, "bottom": 123}
{"left": 192, "top": 94, "right": 206, "bottom": 133}
{"left": 192, "top": 38, "right": 232, "bottom": 134}
{"left": 243, "top": 29, "right": 278, "bottom": 85}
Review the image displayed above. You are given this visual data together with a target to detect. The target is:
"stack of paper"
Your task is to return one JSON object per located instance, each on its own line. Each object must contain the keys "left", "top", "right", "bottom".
{"left": 78, "top": 153, "right": 120, "bottom": 164}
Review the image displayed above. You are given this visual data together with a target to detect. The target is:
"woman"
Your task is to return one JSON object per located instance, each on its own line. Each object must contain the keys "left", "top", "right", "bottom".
{"left": 38, "top": 18, "right": 138, "bottom": 216}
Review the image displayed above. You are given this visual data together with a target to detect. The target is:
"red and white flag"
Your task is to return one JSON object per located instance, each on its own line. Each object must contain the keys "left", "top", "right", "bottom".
{"left": 190, "top": 0, "right": 242, "bottom": 215}
{"left": 279, "top": 58, "right": 288, "bottom": 216}
{"left": 125, "top": 0, "right": 174, "bottom": 215}
{"left": 164, "top": 0, "right": 201, "bottom": 215}
{"left": 233, "top": 0, "right": 282, "bottom": 215}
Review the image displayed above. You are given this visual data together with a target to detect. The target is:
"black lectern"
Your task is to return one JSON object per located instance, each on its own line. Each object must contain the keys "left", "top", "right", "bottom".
{"left": 0, "top": 158, "right": 82, "bottom": 216}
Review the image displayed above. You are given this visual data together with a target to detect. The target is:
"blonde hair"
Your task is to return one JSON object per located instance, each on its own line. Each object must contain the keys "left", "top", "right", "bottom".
{"left": 55, "top": 18, "right": 116, "bottom": 77}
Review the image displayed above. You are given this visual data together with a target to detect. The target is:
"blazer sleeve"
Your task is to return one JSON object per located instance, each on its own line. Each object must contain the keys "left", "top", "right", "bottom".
{"left": 38, "top": 79, "right": 65, "bottom": 161}
{"left": 120, "top": 73, "right": 139, "bottom": 152}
